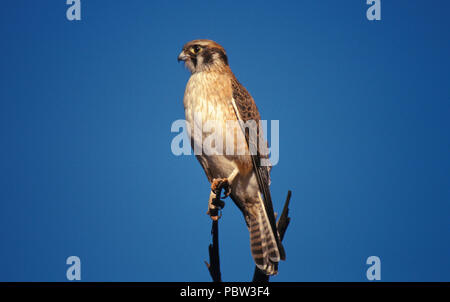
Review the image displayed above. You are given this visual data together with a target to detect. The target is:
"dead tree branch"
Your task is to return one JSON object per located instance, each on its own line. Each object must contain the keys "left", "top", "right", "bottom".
{"left": 204, "top": 183, "right": 226, "bottom": 282}
{"left": 205, "top": 188, "right": 292, "bottom": 282}
{"left": 205, "top": 220, "right": 221, "bottom": 282}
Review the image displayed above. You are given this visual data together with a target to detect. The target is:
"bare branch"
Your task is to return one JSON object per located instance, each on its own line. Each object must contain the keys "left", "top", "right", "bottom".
{"left": 205, "top": 220, "right": 221, "bottom": 282}
{"left": 205, "top": 184, "right": 226, "bottom": 282}
{"left": 205, "top": 187, "right": 292, "bottom": 282}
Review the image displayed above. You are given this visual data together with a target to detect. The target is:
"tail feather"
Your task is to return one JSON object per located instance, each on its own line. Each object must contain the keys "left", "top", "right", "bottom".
{"left": 249, "top": 204, "right": 281, "bottom": 275}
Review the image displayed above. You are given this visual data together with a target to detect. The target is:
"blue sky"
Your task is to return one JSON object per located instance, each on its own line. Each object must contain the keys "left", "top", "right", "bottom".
{"left": 0, "top": 0, "right": 449, "bottom": 281}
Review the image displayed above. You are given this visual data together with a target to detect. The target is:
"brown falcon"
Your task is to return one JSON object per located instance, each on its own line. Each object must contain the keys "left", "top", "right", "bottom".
{"left": 178, "top": 39, "right": 285, "bottom": 275}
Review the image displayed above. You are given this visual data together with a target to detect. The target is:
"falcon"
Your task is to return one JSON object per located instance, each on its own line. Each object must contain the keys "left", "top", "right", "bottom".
{"left": 178, "top": 39, "right": 285, "bottom": 275}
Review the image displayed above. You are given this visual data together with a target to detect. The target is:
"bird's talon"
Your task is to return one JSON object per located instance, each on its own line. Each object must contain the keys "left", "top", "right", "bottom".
{"left": 212, "top": 198, "right": 225, "bottom": 209}
{"left": 211, "top": 178, "right": 224, "bottom": 193}
{"left": 222, "top": 186, "right": 231, "bottom": 198}
{"left": 210, "top": 215, "right": 220, "bottom": 221}
{"left": 208, "top": 177, "right": 230, "bottom": 220}
{"left": 211, "top": 178, "right": 231, "bottom": 199}
{"left": 207, "top": 207, "right": 222, "bottom": 220}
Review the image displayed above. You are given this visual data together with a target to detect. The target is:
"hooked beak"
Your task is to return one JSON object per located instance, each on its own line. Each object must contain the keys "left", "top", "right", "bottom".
{"left": 177, "top": 51, "right": 189, "bottom": 62}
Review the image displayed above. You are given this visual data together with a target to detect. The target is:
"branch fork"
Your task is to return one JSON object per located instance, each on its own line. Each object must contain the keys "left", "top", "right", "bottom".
{"left": 205, "top": 188, "right": 292, "bottom": 282}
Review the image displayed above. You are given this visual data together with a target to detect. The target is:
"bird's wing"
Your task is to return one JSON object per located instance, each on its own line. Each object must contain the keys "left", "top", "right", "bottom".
{"left": 230, "top": 77, "right": 285, "bottom": 260}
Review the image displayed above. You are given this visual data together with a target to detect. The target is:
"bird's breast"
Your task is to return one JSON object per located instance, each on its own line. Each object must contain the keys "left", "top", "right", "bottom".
{"left": 183, "top": 71, "right": 250, "bottom": 176}
{"left": 182, "top": 71, "right": 255, "bottom": 189}
{"left": 183, "top": 71, "right": 235, "bottom": 125}
{"left": 183, "top": 72, "right": 237, "bottom": 156}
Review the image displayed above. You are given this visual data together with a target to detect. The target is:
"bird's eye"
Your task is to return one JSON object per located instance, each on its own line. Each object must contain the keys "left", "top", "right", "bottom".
{"left": 190, "top": 46, "right": 201, "bottom": 54}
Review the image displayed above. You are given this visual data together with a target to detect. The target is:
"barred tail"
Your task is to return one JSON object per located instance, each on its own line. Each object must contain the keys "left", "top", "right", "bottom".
{"left": 249, "top": 204, "right": 281, "bottom": 275}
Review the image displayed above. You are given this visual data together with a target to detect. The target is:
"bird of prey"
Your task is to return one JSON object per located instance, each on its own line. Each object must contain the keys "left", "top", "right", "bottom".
{"left": 178, "top": 39, "right": 285, "bottom": 275}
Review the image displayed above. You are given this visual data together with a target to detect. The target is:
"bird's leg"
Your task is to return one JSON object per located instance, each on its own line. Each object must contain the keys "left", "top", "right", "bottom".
{"left": 207, "top": 168, "right": 239, "bottom": 220}
{"left": 207, "top": 191, "right": 223, "bottom": 221}
{"left": 211, "top": 168, "right": 239, "bottom": 199}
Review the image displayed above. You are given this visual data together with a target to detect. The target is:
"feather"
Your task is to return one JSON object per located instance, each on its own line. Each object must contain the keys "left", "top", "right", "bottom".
{"left": 230, "top": 77, "right": 286, "bottom": 261}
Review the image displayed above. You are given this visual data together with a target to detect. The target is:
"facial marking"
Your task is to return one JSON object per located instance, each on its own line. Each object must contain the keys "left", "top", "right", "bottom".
{"left": 179, "top": 40, "right": 229, "bottom": 73}
{"left": 202, "top": 49, "right": 213, "bottom": 65}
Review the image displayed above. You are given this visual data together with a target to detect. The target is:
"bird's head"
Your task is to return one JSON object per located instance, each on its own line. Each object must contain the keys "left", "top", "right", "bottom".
{"left": 178, "top": 39, "right": 229, "bottom": 73}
